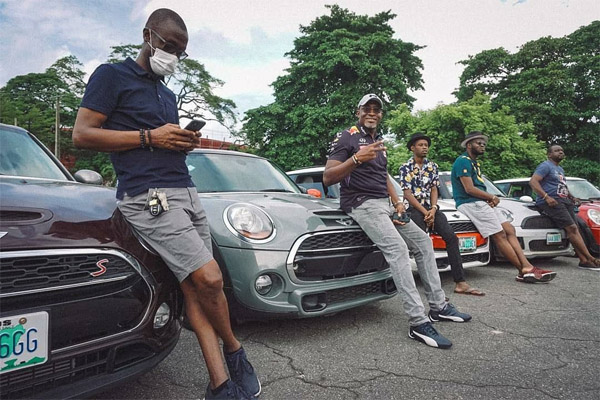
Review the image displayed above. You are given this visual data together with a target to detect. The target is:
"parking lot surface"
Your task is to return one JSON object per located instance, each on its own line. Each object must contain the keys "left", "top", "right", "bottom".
{"left": 95, "top": 256, "right": 599, "bottom": 400}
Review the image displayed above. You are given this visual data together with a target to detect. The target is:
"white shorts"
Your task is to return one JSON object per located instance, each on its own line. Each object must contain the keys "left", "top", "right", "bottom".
{"left": 457, "top": 201, "right": 509, "bottom": 238}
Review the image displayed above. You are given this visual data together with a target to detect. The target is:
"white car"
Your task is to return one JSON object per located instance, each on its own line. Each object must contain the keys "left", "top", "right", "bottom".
{"left": 437, "top": 172, "right": 573, "bottom": 259}
{"left": 287, "top": 167, "right": 491, "bottom": 272}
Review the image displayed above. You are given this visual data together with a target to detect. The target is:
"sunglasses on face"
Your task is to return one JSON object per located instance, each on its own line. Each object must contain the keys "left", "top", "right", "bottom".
{"left": 146, "top": 28, "right": 188, "bottom": 61}
{"left": 360, "top": 106, "right": 383, "bottom": 114}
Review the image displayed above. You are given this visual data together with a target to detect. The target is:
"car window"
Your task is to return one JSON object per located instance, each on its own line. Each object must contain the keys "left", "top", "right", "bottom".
{"left": 0, "top": 126, "right": 69, "bottom": 180}
{"left": 505, "top": 183, "right": 534, "bottom": 199}
{"left": 438, "top": 174, "right": 505, "bottom": 199}
{"left": 567, "top": 180, "right": 600, "bottom": 200}
{"left": 187, "top": 153, "right": 300, "bottom": 193}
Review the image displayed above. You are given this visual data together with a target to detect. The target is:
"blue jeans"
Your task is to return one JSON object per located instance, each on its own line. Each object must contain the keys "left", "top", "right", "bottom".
{"left": 348, "top": 198, "right": 446, "bottom": 326}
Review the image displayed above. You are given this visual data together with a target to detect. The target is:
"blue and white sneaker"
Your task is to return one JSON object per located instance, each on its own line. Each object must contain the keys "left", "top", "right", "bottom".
{"left": 408, "top": 322, "right": 452, "bottom": 349}
{"left": 429, "top": 303, "right": 472, "bottom": 323}
{"left": 225, "top": 347, "right": 261, "bottom": 397}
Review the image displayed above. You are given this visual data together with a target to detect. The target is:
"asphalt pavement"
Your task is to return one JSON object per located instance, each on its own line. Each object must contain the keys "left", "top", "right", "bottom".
{"left": 95, "top": 256, "right": 599, "bottom": 400}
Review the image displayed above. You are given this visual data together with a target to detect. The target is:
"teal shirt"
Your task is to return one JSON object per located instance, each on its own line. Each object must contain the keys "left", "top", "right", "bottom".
{"left": 451, "top": 152, "right": 487, "bottom": 207}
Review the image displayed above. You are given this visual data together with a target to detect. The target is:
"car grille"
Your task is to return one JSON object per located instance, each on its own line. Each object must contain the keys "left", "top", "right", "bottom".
{"left": 0, "top": 349, "right": 109, "bottom": 399}
{"left": 449, "top": 222, "right": 477, "bottom": 233}
{"left": 0, "top": 341, "right": 158, "bottom": 399}
{"left": 529, "top": 239, "right": 569, "bottom": 251}
{"left": 0, "top": 253, "right": 136, "bottom": 296}
{"left": 298, "top": 231, "right": 375, "bottom": 250}
{"left": 288, "top": 230, "right": 387, "bottom": 282}
{"left": 0, "top": 249, "right": 152, "bottom": 351}
{"left": 521, "top": 215, "right": 557, "bottom": 229}
{"left": 327, "top": 281, "right": 393, "bottom": 305}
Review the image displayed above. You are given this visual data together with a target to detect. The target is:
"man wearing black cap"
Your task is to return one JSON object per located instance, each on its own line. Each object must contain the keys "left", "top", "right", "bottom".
{"left": 324, "top": 94, "right": 472, "bottom": 350}
{"left": 399, "top": 133, "right": 484, "bottom": 296}
{"left": 451, "top": 131, "right": 557, "bottom": 283}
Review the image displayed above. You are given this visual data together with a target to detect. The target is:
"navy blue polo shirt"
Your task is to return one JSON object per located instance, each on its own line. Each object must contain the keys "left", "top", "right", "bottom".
{"left": 327, "top": 124, "right": 388, "bottom": 212}
{"left": 80, "top": 57, "right": 193, "bottom": 199}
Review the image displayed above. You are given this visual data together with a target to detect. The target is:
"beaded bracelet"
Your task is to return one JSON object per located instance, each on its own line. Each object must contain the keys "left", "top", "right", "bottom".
{"left": 139, "top": 128, "right": 146, "bottom": 148}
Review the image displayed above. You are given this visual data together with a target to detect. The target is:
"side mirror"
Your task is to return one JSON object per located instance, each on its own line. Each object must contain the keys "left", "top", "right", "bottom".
{"left": 73, "top": 169, "right": 104, "bottom": 185}
{"left": 307, "top": 188, "right": 322, "bottom": 198}
{"left": 519, "top": 195, "right": 534, "bottom": 202}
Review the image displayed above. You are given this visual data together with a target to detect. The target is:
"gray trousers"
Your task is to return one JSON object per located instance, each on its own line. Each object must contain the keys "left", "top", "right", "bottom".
{"left": 348, "top": 198, "right": 446, "bottom": 326}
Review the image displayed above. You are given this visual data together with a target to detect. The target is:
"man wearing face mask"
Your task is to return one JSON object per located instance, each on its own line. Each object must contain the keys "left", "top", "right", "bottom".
{"left": 73, "top": 8, "right": 260, "bottom": 400}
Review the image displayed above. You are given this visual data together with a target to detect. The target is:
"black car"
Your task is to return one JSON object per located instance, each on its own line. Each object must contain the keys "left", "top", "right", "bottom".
{"left": 0, "top": 124, "right": 183, "bottom": 399}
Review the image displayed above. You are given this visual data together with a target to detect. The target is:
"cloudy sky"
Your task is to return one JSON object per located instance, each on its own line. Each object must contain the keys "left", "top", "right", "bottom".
{"left": 1, "top": 0, "right": 598, "bottom": 140}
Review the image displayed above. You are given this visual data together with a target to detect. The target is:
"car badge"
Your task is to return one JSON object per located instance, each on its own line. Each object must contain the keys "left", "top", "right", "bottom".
{"left": 452, "top": 213, "right": 460, "bottom": 219}
{"left": 91, "top": 258, "right": 108, "bottom": 277}
{"left": 335, "top": 218, "right": 354, "bottom": 226}
{"left": 0, "top": 232, "right": 7, "bottom": 239}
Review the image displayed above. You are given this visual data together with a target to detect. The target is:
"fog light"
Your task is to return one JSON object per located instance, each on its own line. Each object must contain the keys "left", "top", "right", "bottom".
{"left": 154, "top": 302, "right": 170, "bottom": 329}
{"left": 255, "top": 275, "right": 273, "bottom": 295}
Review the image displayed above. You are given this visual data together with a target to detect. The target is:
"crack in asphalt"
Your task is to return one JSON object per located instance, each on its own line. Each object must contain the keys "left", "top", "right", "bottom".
{"left": 476, "top": 319, "right": 600, "bottom": 343}
{"left": 361, "top": 366, "right": 564, "bottom": 399}
{"left": 245, "top": 337, "right": 362, "bottom": 398}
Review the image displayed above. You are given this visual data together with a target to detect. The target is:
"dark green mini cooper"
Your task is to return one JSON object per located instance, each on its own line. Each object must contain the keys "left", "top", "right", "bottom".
{"left": 186, "top": 149, "right": 397, "bottom": 321}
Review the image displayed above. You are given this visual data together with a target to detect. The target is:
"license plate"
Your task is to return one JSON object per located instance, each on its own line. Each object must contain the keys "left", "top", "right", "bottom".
{"left": 459, "top": 236, "right": 477, "bottom": 253}
{"left": 546, "top": 232, "right": 562, "bottom": 244}
{"left": 0, "top": 311, "right": 49, "bottom": 375}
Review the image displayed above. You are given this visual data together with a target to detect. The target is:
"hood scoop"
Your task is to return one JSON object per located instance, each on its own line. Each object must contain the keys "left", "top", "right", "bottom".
{"left": 0, "top": 207, "right": 53, "bottom": 225}
{"left": 312, "top": 209, "right": 358, "bottom": 227}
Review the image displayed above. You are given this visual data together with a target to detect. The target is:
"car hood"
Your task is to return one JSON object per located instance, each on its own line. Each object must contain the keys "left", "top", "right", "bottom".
{"left": 441, "top": 196, "right": 542, "bottom": 225}
{"left": 0, "top": 177, "right": 119, "bottom": 250}
{"left": 198, "top": 192, "right": 360, "bottom": 250}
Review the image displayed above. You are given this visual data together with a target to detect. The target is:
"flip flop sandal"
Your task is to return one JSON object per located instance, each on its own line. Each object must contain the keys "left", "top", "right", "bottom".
{"left": 454, "top": 287, "right": 485, "bottom": 296}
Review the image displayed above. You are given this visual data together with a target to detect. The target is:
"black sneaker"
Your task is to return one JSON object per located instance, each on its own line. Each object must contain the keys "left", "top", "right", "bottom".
{"left": 204, "top": 379, "right": 255, "bottom": 400}
{"left": 429, "top": 303, "right": 472, "bottom": 323}
{"left": 409, "top": 322, "right": 452, "bottom": 349}
{"left": 225, "top": 347, "right": 261, "bottom": 397}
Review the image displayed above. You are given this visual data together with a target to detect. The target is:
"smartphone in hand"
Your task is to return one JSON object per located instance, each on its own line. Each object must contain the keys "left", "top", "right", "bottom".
{"left": 184, "top": 120, "right": 206, "bottom": 132}
{"left": 392, "top": 212, "right": 410, "bottom": 223}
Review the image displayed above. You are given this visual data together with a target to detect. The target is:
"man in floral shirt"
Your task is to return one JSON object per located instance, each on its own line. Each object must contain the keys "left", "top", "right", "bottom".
{"left": 399, "top": 133, "right": 484, "bottom": 296}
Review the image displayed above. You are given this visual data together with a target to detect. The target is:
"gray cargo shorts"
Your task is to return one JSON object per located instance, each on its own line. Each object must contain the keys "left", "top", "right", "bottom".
{"left": 117, "top": 187, "right": 213, "bottom": 283}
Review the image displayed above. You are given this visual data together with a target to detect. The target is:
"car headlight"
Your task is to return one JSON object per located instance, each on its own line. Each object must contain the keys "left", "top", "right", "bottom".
{"left": 224, "top": 203, "right": 275, "bottom": 242}
{"left": 587, "top": 209, "right": 600, "bottom": 225}
{"left": 497, "top": 207, "right": 514, "bottom": 223}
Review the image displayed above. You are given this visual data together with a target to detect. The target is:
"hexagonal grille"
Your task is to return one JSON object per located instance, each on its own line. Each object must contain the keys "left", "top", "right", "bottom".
{"left": 298, "top": 231, "right": 375, "bottom": 250}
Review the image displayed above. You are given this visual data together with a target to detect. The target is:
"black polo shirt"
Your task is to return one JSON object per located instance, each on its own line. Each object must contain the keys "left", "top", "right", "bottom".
{"left": 80, "top": 57, "right": 193, "bottom": 200}
{"left": 327, "top": 124, "right": 388, "bottom": 212}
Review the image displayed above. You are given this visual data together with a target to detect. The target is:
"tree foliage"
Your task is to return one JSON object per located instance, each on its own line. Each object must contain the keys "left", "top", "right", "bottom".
{"left": 385, "top": 94, "right": 547, "bottom": 181}
{"left": 243, "top": 5, "right": 424, "bottom": 170}
{"left": 455, "top": 21, "right": 599, "bottom": 184}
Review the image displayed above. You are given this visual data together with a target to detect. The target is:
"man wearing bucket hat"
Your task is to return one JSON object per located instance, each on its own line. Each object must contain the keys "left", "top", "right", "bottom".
{"left": 323, "top": 94, "right": 472, "bottom": 350}
{"left": 399, "top": 132, "right": 484, "bottom": 296}
{"left": 451, "top": 131, "right": 557, "bottom": 283}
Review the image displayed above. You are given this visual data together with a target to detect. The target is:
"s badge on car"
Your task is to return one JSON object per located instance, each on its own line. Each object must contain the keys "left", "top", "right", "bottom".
{"left": 91, "top": 259, "right": 108, "bottom": 277}
{"left": 0, "top": 232, "right": 7, "bottom": 239}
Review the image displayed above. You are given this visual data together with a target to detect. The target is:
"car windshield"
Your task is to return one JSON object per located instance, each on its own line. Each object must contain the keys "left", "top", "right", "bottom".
{"left": 187, "top": 152, "right": 300, "bottom": 193}
{"left": 0, "top": 126, "right": 68, "bottom": 180}
{"left": 438, "top": 174, "right": 505, "bottom": 199}
{"left": 567, "top": 179, "right": 600, "bottom": 200}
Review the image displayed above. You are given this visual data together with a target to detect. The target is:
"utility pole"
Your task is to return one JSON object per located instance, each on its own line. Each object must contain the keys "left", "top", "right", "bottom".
{"left": 55, "top": 97, "right": 60, "bottom": 157}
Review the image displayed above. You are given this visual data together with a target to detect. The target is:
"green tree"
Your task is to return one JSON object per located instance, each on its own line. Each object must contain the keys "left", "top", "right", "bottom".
{"left": 107, "top": 45, "right": 237, "bottom": 131}
{"left": 385, "top": 94, "right": 547, "bottom": 180}
{"left": 242, "top": 5, "right": 424, "bottom": 170}
{"left": 455, "top": 21, "right": 599, "bottom": 185}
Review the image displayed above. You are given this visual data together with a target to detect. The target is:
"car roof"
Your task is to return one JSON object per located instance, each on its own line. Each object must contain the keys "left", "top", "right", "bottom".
{"left": 1, "top": 123, "right": 28, "bottom": 133}
{"left": 286, "top": 166, "right": 325, "bottom": 174}
{"left": 188, "top": 148, "right": 264, "bottom": 160}
{"left": 494, "top": 177, "right": 584, "bottom": 183}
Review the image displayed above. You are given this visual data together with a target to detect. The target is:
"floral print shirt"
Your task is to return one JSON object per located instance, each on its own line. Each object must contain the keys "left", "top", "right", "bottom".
{"left": 398, "top": 157, "right": 440, "bottom": 208}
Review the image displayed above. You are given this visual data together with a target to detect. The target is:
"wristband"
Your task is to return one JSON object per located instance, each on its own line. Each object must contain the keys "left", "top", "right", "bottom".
{"left": 392, "top": 200, "right": 401, "bottom": 208}
{"left": 432, "top": 204, "right": 439, "bottom": 211}
{"left": 352, "top": 154, "right": 362, "bottom": 165}
{"left": 139, "top": 128, "right": 146, "bottom": 148}
{"left": 542, "top": 193, "right": 548, "bottom": 200}
{"left": 146, "top": 129, "right": 154, "bottom": 151}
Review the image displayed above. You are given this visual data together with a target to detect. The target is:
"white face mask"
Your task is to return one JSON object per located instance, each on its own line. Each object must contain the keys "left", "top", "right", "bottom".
{"left": 147, "top": 31, "right": 178, "bottom": 76}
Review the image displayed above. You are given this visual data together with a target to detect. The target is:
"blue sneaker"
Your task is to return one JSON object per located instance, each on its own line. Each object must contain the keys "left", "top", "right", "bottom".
{"left": 204, "top": 379, "right": 255, "bottom": 400}
{"left": 408, "top": 322, "right": 452, "bottom": 349}
{"left": 225, "top": 347, "right": 261, "bottom": 397}
{"left": 429, "top": 303, "right": 472, "bottom": 323}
